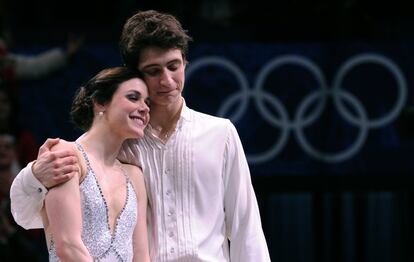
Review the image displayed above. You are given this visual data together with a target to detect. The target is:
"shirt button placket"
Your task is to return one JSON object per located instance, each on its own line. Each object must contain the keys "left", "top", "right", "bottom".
{"left": 163, "top": 147, "right": 177, "bottom": 259}
{"left": 166, "top": 209, "right": 178, "bottom": 258}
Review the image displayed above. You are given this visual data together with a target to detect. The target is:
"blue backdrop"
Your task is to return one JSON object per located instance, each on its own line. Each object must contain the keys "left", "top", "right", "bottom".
{"left": 18, "top": 42, "right": 414, "bottom": 177}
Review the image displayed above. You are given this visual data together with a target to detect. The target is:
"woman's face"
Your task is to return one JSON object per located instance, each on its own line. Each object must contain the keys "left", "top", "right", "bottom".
{"left": 103, "top": 78, "right": 150, "bottom": 139}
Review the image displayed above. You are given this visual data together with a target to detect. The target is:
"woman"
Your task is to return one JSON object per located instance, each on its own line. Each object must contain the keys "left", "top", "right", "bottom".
{"left": 40, "top": 67, "right": 151, "bottom": 261}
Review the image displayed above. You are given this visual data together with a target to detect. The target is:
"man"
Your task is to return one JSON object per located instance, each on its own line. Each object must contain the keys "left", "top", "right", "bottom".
{"left": 10, "top": 10, "right": 271, "bottom": 261}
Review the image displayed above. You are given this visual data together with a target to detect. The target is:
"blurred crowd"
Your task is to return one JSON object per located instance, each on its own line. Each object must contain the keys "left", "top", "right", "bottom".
{"left": 1, "top": 1, "right": 82, "bottom": 259}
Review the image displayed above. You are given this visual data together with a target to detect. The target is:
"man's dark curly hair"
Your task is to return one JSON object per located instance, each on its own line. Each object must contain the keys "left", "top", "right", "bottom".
{"left": 119, "top": 10, "right": 192, "bottom": 70}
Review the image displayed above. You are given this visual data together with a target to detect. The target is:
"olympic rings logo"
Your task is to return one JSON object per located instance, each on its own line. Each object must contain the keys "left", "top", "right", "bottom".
{"left": 185, "top": 53, "right": 407, "bottom": 164}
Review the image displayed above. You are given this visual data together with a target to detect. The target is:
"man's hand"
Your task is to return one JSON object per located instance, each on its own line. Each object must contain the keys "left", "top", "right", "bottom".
{"left": 32, "top": 138, "right": 78, "bottom": 189}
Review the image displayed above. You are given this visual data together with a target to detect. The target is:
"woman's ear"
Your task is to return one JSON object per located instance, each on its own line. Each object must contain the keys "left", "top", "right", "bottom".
{"left": 93, "top": 101, "right": 106, "bottom": 116}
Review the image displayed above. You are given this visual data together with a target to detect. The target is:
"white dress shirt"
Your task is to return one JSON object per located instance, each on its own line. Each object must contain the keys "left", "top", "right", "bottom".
{"left": 10, "top": 102, "right": 271, "bottom": 261}
{"left": 10, "top": 161, "right": 48, "bottom": 229}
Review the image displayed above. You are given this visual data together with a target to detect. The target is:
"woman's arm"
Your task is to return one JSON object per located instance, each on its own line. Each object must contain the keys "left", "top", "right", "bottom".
{"left": 125, "top": 164, "right": 150, "bottom": 262}
{"left": 44, "top": 141, "right": 92, "bottom": 261}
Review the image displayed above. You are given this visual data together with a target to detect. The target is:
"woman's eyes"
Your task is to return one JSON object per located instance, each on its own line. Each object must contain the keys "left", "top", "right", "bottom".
{"left": 127, "top": 94, "right": 138, "bottom": 101}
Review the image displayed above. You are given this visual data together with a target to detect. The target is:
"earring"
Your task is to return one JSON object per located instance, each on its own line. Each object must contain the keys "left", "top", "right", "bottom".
{"left": 98, "top": 111, "right": 104, "bottom": 116}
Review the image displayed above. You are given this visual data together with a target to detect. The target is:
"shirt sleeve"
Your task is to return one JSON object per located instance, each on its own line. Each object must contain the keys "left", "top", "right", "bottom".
{"left": 118, "top": 139, "right": 142, "bottom": 167}
{"left": 10, "top": 161, "right": 47, "bottom": 229}
{"left": 223, "top": 121, "right": 271, "bottom": 262}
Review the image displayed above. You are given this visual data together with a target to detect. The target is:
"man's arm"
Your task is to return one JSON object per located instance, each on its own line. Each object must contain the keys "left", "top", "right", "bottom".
{"left": 223, "top": 121, "right": 271, "bottom": 262}
{"left": 10, "top": 138, "right": 78, "bottom": 229}
{"left": 10, "top": 161, "right": 48, "bottom": 229}
{"left": 119, "top": 139, "right": 142, "bottom": 166}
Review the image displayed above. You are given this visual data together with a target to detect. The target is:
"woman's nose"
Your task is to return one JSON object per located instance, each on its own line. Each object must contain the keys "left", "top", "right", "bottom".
{"left": 139, "top": 101, "right": 150, "bottom": 113}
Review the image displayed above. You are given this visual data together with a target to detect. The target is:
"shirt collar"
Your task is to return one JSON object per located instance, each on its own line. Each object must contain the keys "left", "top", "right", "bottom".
{"left": 180, "top": 98, "right": 192, "bottom": 122}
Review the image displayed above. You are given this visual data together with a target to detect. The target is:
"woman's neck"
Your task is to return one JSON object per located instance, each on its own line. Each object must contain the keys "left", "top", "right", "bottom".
{"left": 79, "top": 128, "right": 122, "bottom": 166}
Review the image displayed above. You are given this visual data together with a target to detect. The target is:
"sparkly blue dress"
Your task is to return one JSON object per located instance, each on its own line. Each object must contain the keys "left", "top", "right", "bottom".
{"left": 48, "top": 142, "right": 138, "bottom": 261}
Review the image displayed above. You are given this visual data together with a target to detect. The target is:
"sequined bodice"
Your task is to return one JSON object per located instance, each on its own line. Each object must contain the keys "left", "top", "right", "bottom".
{"left": 49, "top": 142, "right": 138, "bottom": 261}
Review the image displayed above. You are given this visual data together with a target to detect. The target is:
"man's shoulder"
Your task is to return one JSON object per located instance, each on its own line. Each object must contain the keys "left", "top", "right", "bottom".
{"left": 190, "top": 108, "right": 231, "bottom": 126}
{"left": 190, "top": 110, "right": 236, "bottom": 133}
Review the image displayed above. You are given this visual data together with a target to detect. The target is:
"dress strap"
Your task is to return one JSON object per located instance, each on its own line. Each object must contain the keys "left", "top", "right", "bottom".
{"left": 74, "top": 141, "right": 92, "bottom": 172}
{"left": 116, "top": 161, "right": 130, "bottom": 183}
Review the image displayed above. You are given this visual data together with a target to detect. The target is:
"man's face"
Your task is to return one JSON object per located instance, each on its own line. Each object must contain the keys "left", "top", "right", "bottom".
{"left": 138, "top": 47, "right": 186, "bottom": 108}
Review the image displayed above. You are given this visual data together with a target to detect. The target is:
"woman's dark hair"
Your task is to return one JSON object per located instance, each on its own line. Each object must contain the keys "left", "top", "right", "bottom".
{"left": 70, "top": 67, "right": 142, "bottom": 131}
{"left": 119, "top": 9, "right": 192, "bottom": 69}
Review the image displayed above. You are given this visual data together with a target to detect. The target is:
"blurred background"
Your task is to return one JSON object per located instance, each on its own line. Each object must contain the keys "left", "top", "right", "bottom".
{"left": 1, "top": 0, "right": 414, "bottom": 261}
